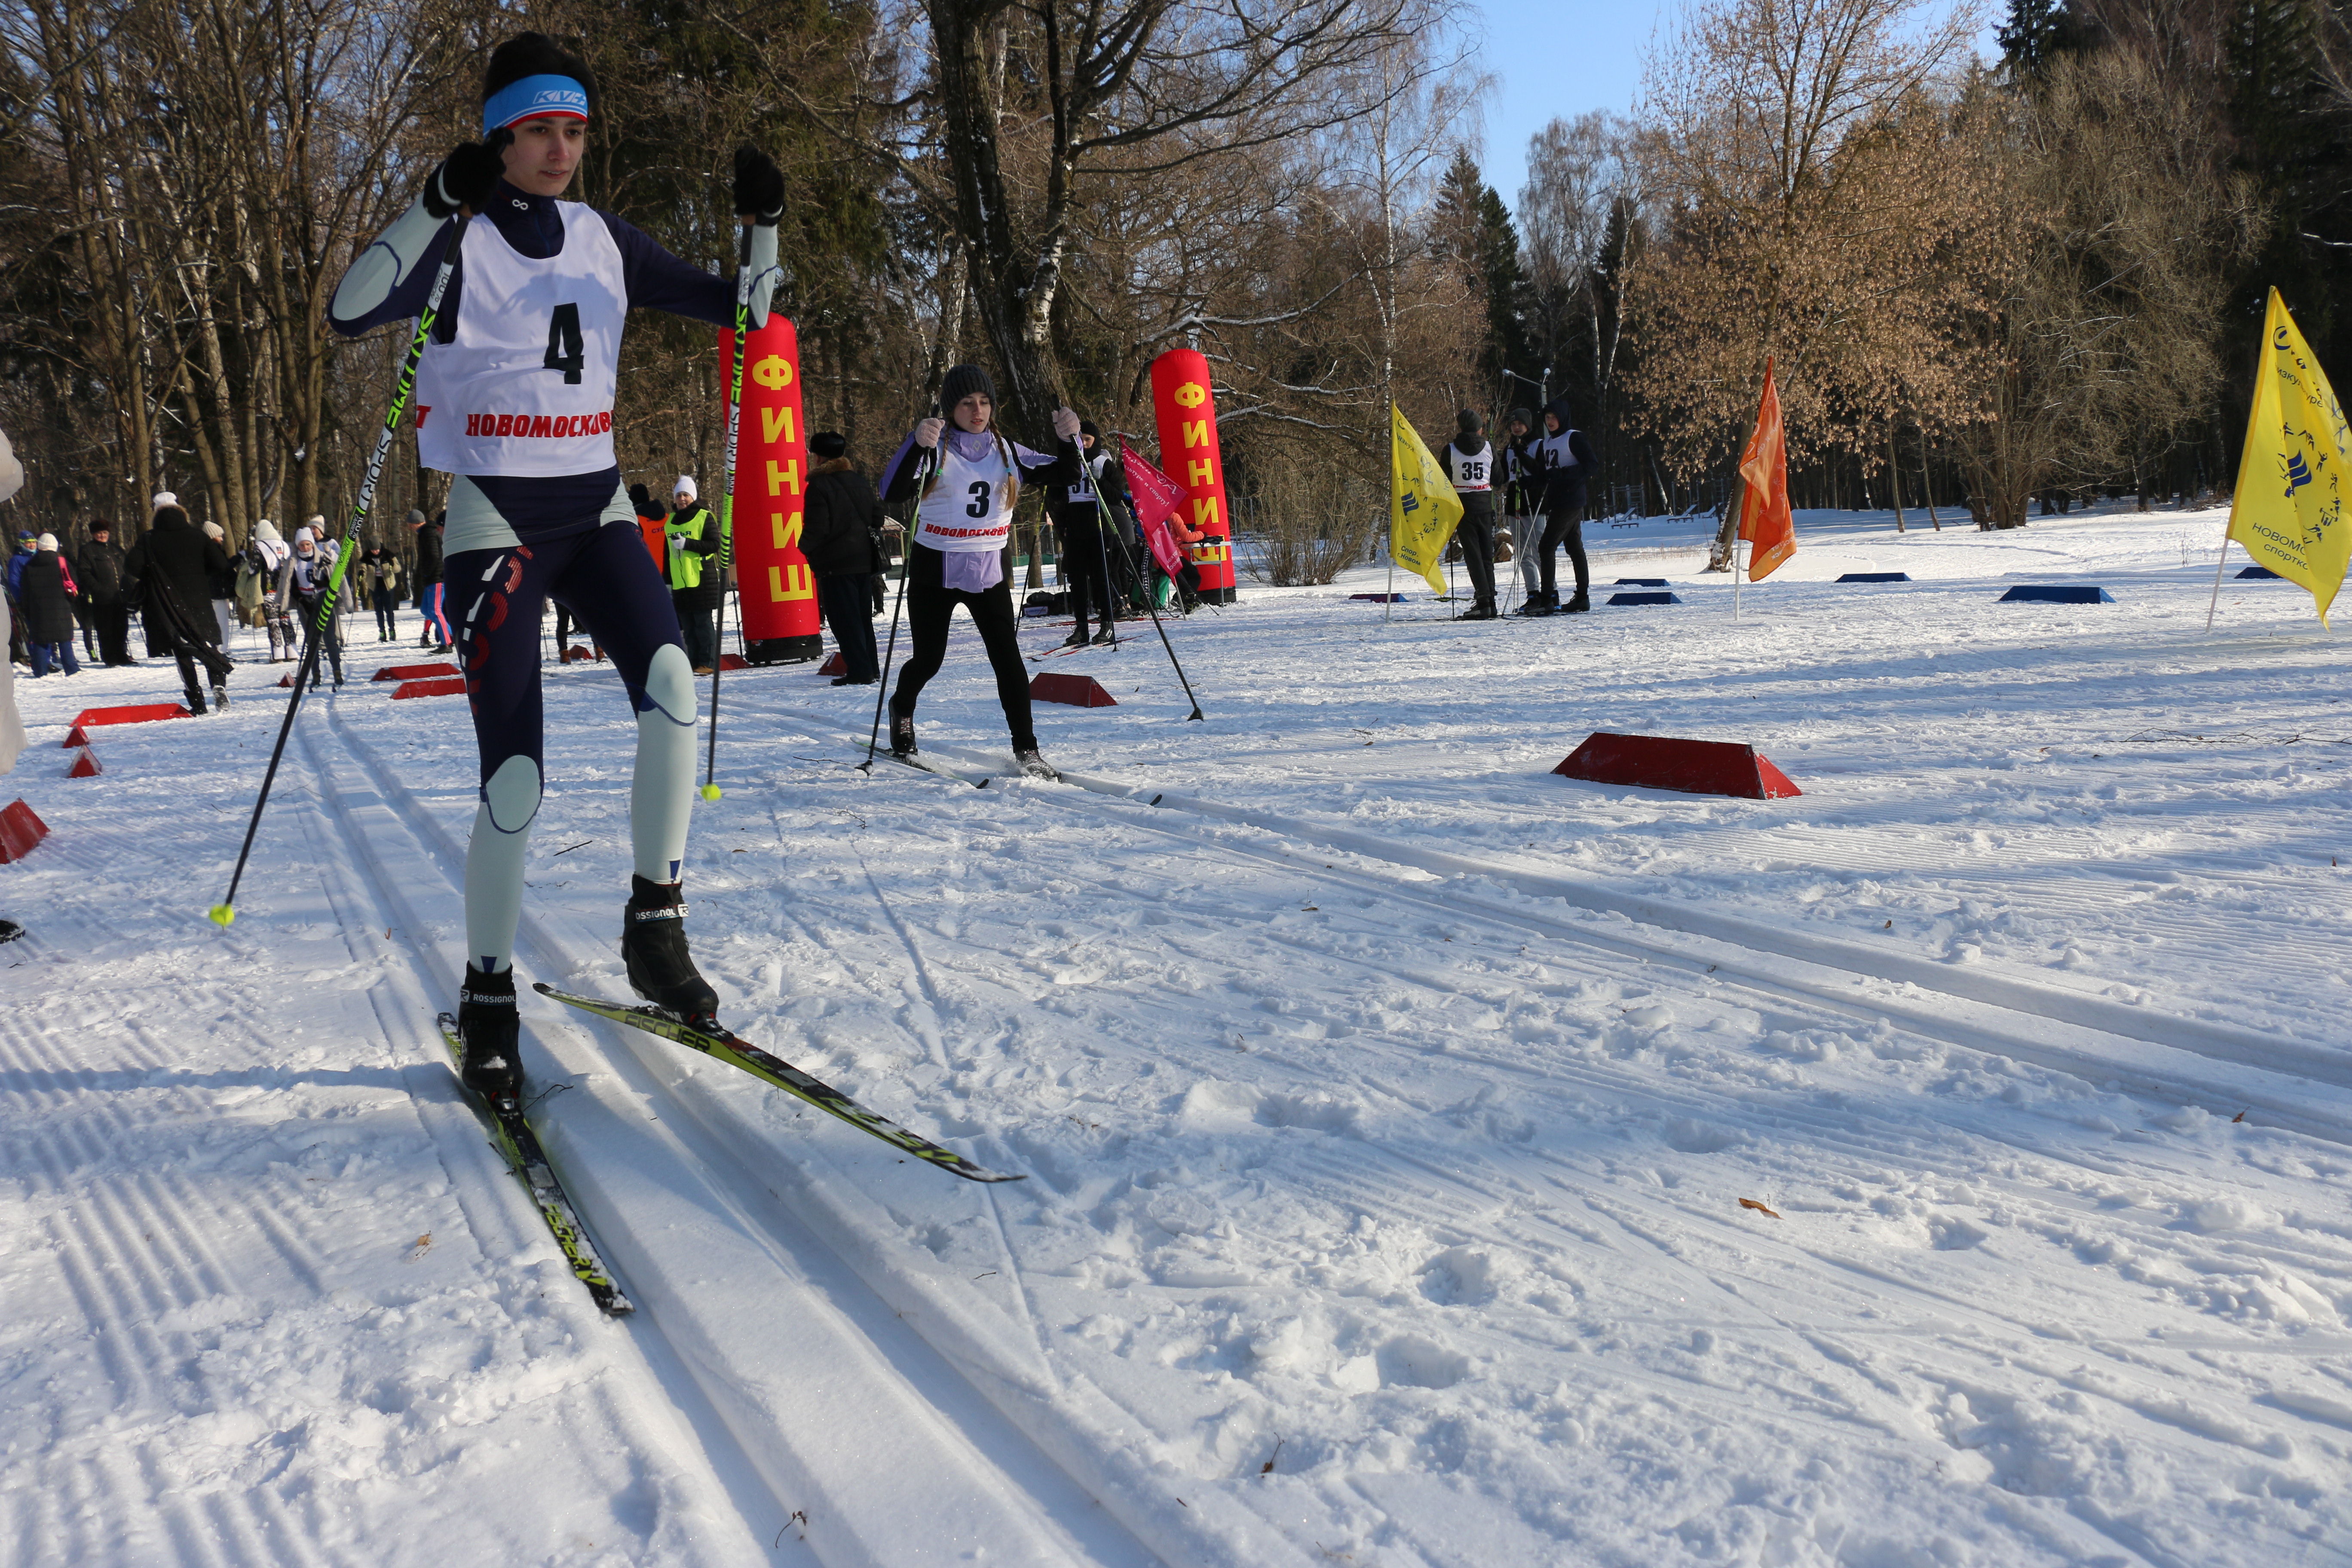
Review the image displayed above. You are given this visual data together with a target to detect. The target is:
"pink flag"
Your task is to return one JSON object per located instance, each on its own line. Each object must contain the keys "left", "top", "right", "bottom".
{"left": 1121, "top": 439, "right": 1192, "bottom": 577}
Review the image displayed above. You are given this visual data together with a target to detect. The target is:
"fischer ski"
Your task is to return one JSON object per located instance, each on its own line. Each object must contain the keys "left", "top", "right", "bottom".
{"left": 531, "top": 984, "right": 1024, "bottom": 1183}
{"left": 437, "top": 1013, "right": 634, "bottom": 1316}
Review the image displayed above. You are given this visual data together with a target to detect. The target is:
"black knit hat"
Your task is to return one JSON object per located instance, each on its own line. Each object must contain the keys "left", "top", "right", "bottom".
{"left": 628, "top": 481, "right": 652, "bottom": 512}
{"left": 810, "top": 432, "right": 846, "bottom": 460}
{"left": 484, "top": 33, "right": 596, "bottom": 118}
{"left": 1507, "top": 406, "right": 1534, "bottom": 429}
{"left": 1456, "top": 408, "right": 1482, "bottom": 438}
{"left": 939, "top": 364, "right": 996, "bottom": 412}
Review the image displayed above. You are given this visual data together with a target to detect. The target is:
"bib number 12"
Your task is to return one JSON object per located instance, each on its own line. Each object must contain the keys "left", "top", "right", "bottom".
{"left": 543, "top": 303, "right": 585, "bottom": 385}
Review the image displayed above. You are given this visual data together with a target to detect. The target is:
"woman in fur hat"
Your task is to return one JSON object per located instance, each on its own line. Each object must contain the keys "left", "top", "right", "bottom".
{"left": 327, "top": 31, "right": 790, "bottom": 1097}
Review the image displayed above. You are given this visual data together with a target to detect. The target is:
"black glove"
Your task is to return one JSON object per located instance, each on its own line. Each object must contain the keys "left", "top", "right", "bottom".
{"left": 425, "top": 130, "right": 514, "bottom": 218}
{"left": 733, "top": 144, "right": 784, "bottom": 224}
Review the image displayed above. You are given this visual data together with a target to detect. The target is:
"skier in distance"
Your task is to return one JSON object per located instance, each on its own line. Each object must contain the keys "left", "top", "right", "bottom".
{"left": 327, "top": 31, "right": 788, "bottom": 1097}
{"left": 875, "top": 364, "right": 1082, "bottom": 778}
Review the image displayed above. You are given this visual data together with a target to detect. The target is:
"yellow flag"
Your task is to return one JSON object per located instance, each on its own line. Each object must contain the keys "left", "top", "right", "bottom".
{"left": 2228, "top": 288, "right": 2352, "bottom": 624}
{"left": 1390, "top": 404, "right": 1464, "bottom": 594}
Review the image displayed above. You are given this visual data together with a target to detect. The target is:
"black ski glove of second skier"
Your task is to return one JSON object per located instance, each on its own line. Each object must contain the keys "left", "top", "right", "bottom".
{"left": 424, "top": 130, "right": 514, "bottom": 219}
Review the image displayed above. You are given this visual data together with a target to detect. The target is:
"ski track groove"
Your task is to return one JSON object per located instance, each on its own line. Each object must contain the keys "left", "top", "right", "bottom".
{"left": 725, "top": 701, "right": 2352, "bottom": 1521}
{"left": 747, "top": 698, "right": 2352, "bottom": 1122}
{"left": 307, "top": 712, "right": 1180, "bottom": 1568}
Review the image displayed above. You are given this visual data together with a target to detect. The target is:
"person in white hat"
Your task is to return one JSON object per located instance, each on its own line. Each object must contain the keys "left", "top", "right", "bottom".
{"left": 663, "top": 474, "right": 723, "bottom": 673}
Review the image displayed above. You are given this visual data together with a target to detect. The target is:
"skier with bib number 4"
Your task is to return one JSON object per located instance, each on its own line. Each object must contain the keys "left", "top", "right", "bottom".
{"left": 327, "top": 33, "right": 787, "bottom": 1099}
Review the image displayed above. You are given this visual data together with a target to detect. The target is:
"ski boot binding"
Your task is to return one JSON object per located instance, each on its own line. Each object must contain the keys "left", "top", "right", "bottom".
{"left": 457, "top": 964, "right": 524, "bottom": 1101}
{"left": 623, "top": 875, "right": 720, "bottom": 1025}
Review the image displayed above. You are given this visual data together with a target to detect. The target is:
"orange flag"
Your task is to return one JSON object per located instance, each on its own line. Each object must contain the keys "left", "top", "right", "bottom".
{"left": 1737, "top": 360, "right": 1796, "bottom": 582}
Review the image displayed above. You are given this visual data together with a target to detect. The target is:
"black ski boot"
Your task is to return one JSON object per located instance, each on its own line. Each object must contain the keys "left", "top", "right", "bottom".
{"left": 622, "top": 875, "right": 720, "bottom": 1022}
{"left": 1014, "top": 747, "right": 1061, "bottom": 781}
{"left": 1061, "top": 629, "right": 1090, "bottom": 649}
{"left": 457, "top": 964, "right": 524, "bottom": 1100}
{"left": 1563, "top": 591, "right": 1591, "bottom": 613}
{"left": 1089, "top": 626, "right": 1118, "bottom": 645}
{"left": 890, "top": 713, "right": 917, "bottom": 757}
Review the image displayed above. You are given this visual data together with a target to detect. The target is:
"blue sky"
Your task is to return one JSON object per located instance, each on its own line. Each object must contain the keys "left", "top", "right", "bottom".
{"left": 1466, "top": 3, "right": 1657, "bottom": 215}
{"left": 1467, "top": 3, "right": 1999, "bottom": 217}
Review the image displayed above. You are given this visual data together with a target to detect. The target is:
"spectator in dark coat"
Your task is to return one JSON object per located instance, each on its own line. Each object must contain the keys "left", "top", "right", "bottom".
{"left": 410, "top": 508, "right": 449, "bottom": 650}
{"left": 802, "top": 432, "right": 884, "bottom": 684}
{"left": 18, "top": 533, "right": 80, "bottom": 676}
{"left": 124, "top": 495, "right": 235, "bottom": 713}
{"left": 77, "top": 520, "right": 135, "bottom": 665}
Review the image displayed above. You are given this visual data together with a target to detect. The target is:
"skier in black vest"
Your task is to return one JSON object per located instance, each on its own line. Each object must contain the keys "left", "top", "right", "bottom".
{"left": 327, "top": 31, "right": 787, "bottom": 1097}
{"left": 1047, "top": 420, "right": 1131, "bottom": 646}
{"left": 1438, "top": 409, "right": 1499, "bottom": 619}
{"left": 1518, "top": 400, "right": 1599, "bottom": 616}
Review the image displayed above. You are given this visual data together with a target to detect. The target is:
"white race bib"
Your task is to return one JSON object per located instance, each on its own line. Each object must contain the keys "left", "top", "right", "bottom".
{"left": 436, "top": 203, "right": 626, "bottom": 478}
{"left": 1446, "top": 442, "right": 1492, "bottom": 493}
{"left": 915, "top": 440, "right": 1017, "bottom": 552}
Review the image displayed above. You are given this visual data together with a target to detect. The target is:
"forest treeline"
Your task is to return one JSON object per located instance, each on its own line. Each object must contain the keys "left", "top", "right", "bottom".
{"left": 0, "top": 0, "right": 2343, "bottom": 577}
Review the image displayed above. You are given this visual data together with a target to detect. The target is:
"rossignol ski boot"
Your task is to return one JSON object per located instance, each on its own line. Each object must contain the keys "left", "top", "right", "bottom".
{"left": 622, "top": 875, "right": 720, "bottom": 1023}
{"left": 457, "top": 964, "right": 524, "bottom": 1100}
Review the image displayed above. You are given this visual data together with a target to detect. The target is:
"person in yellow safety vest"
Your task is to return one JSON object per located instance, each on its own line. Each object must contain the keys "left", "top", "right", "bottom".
{"left": 665, "top": 474, "right": 724, "bottom": 673}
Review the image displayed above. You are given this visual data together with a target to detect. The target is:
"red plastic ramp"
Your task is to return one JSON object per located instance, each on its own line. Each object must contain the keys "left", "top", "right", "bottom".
{"left": 719, "top": 653, "right": 750, "bottom": 671}
{"left": 0, "top": 799, "right": 48, "bottom": 862}
{"left": 66, "top": 746, "right": 102, "bottom": 778}
{"left": 371, "top": 662, "right": 461, "bottom": 682}
{"left": 68, "top": 704, "right": 188, "bottom": 729}
{"left": 391, "top": 677, "right": 469, "bottom": 700}
{"left": 560, "top": 645, "right": 600, "bottom": 663}
{"left": 818, "top": 651, "right": 846, "bottom": 677}
{"left": 1030, "top": 672, "right": 1118, "bottom": 708}
{"left": 1553, "top": 732, "right": 1801, "bottom": 799}
{"left": 60, "top": 724, "right": 90, "bottom": 749}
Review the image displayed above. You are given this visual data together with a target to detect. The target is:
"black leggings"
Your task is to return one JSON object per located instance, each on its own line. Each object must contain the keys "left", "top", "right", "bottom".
{"left": 889, "top": 548, "right": 1036, "bottom": 749}
{"left": 1059, "top": 518, "right": 1115, "bottom": 635}
{"left": 1537, "top": 513, "right": 1589, "bottom": 600}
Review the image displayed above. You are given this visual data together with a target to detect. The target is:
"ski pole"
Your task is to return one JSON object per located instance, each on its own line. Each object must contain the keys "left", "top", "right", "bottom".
{"left": 702, "top": 221, "right": 756, "bottom": 802}
{"left": 209, "top": 211, "right": 472, "bottom": 928}
{"left": 1102, "top": 508, "right": 1204, "bottom": 722}
{"left": 861, "top": 415, "right": 939, "bottom": 771}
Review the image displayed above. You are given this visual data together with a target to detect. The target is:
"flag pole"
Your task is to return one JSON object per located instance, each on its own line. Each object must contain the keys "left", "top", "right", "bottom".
{"left": 2205, "top": 532, "right": 2231, "bottom": 631}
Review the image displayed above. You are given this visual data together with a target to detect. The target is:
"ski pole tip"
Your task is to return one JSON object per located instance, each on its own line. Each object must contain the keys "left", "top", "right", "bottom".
{"left": 699, "top": 783, "right": 722, "bottom": 801}
{"left": 207, "top": 903, "right": 236, "bottom": 927}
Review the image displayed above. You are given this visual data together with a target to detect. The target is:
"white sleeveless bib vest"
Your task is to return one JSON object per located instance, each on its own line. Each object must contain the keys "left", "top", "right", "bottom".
{"left": 915, "top": 438, "right": 1018, "bottom": 552}
{"left": 1444, "top": 441, "right": 1493, "bottom": 493}
{"left": 413, "top": 342, "right": 455, "bottom": 474}
{"left": 435, "top": 203, "right": 626, "bottom": 478}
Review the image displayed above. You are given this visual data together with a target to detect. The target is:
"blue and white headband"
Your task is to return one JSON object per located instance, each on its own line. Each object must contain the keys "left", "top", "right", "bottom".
{"left": 482, "top": 74, "right": 589, "bottom": 135}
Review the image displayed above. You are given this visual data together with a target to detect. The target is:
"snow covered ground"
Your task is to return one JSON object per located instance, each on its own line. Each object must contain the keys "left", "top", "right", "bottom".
{"left": 6, "top": 502, "right": 2352, "bottom": 1567}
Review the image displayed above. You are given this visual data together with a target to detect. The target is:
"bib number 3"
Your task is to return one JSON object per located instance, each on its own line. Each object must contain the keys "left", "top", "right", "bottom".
{"left": 965, "top": 481, "right": 992, "bottom": 519}
{"left": 543, "top": 303, "right": 585, "bottom": 385}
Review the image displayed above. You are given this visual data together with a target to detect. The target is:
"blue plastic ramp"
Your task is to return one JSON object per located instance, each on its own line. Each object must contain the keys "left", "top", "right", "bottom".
{"left": 2237, "top": 566, "right": 2282, "bottom": 580}
{"left": 1836, "top": 572, "right": 1911, "bottom": 583}
{"left": 1608, "top": 591, "right": 1684, "bottom": 606}
{"left": 1998, "top": 585, "right": 2114, "bottom": 603}
{"left": 1614, "top": 578, "right": 1669, "bottom": 587}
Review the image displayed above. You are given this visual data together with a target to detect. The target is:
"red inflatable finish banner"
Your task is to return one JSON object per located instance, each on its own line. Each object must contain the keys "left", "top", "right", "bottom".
{"left": 720, "top": 317, "right": 824, "bottom": 663}
{"left": 1148, "top": 349, "right": 1237, "bottom": 602}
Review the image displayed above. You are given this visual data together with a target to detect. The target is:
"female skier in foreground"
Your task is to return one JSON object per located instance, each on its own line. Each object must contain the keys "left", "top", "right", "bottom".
{"left": 876, "top": 364, "right": 1081, "bottom": 777}
{"left": 328, "top": 32, "right": 786, "bottom": 1097}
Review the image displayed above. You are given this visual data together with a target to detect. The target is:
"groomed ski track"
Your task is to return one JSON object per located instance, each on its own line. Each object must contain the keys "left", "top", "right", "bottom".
{"left": 12, "top": 509, "right": 2352, "bottom": 1566}
{"left": 739, "top": 696, "right": 2352, "bottom": 1148}
{"left": 300, "top": 710, "right": 1181, "bottom": 1568}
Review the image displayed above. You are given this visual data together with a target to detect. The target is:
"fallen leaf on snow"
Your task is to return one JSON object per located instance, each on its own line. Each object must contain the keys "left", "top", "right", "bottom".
{"left": 1739, "top": 1199, "right": 1781, "bottom": 1219}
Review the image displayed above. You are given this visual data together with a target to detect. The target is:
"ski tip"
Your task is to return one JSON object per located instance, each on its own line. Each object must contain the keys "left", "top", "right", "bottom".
{"left": 699, "top": 783, "right": 722, "bottom": 801}
{"left": 530, "top": 981, "right": 558, "bottom": 997}
{"left": 206, "top": 903, "right": 236, "bottom": 927}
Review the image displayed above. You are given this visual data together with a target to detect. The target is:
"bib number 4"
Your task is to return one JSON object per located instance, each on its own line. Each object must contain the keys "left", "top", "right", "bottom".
{"left": 543, "top": 303, "right": 585, "bottom": 385}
